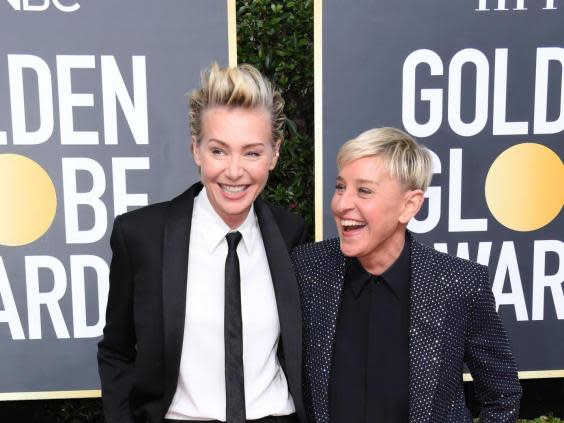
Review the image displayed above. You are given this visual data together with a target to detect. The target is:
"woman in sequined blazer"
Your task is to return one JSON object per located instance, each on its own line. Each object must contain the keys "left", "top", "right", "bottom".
{"left": 291, "top": 127, "right": 521, "bottom": 423}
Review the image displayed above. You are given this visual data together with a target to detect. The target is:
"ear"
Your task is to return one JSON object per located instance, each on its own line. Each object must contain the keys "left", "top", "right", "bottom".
{"left": 269, "top": 139, "right": 281, "bottom": 170}
{"left": 399, "top": 189, "right": 425, "bottom": 224}
{"left": 191, "top": 135, "right": 202, "bottom": 167}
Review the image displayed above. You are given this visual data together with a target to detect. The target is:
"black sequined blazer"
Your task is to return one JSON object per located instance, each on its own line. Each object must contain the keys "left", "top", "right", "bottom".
{"left": 291, "top": 233, "right": 521, "bottom": 423}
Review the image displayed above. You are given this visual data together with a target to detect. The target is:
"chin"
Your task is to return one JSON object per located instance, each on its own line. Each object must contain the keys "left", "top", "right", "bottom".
{"left": 338, "top": 240, "right": 361, "bottom": 258}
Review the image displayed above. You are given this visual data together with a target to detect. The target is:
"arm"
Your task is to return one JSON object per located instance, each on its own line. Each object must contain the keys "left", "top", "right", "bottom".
{"left": 464, "top": 267, "right": 522, "bottom": 422}
{"left": 97, "top": 216, "right": 136, "bottom": 423}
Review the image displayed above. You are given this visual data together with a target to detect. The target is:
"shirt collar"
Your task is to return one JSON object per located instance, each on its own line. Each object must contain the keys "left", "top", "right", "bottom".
{"left": 345, "top": 257, "right": 372, "bottom": 298}
{"left": 193, "top": 187, "right": 258, "bottom": 254}
{"left": 380, "top": 238, "right": 411, "bottom": 301}
{"left": 345, "top": 238, "right": 411, "bottom": 301}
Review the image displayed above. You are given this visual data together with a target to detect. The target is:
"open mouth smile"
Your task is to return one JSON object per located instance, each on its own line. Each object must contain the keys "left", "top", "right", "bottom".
{"left": 220, "top": 184, "right": 249, "bottom": 193}
{"left": 340, "top": 219, "right": 367, "bottom": 232}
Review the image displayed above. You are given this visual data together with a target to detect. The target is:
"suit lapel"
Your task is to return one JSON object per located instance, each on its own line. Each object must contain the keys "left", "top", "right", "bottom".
{"left": 408, "top": 236, "right": 448, "bottom": 423}
{"left": 307, "top": 240, "right": 346, "bottom": 423}
{"left": 161, "top": 182, "right": 202, "bottom": 406}
{"left": 319, "top": 256, "right": 346, "bottom": 422}
{"left": 254, "top": 200, "right": 304, "bottom": 408}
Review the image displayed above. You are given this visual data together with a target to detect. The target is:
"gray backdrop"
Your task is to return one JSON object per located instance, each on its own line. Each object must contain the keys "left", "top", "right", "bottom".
{"left": 322, "top": 0, "right": 563, "bottom": 374}
{"left": 0, "top": 0, "right": 229, "bottom": 394}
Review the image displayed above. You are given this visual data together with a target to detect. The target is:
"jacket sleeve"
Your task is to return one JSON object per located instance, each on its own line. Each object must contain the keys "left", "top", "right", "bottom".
{"left": 464, "top": 267, "right": 522, "bottom": 422}
{"left": 97, "top": 216, "right": 136, "bottom": 423}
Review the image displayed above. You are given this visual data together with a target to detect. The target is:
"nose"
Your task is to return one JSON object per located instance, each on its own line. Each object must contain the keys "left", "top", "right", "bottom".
{"left": 331, "top": 188, "right": 354, "bottom": 215}
{"left": 226, "top": 155, "right": 243, "bottom": 180}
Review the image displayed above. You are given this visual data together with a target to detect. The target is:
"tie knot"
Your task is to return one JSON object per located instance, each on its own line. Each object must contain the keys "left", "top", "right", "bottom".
{"left": 226, "top": 231, "right": 242, "bottom": 251}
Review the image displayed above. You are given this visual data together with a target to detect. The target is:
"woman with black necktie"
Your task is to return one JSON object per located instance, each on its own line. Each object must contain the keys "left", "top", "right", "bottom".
{"left": 98, "top": 63, "right": 308, "bottom": 423}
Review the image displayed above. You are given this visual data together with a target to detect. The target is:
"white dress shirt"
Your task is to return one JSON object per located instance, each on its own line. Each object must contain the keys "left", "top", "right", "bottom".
{"left": 165, "top": 188, "right": 295, "bottom": 420}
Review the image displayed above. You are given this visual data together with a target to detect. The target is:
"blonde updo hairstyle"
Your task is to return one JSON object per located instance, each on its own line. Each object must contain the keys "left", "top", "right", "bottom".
{"left": 337, "top": 127, "right": 433, "bottom": 191}
{"left": 189, "top": 63, "right": 285, "bottom": 146}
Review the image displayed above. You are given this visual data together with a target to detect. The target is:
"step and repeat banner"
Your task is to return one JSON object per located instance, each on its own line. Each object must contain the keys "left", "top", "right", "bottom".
{"left": 318, "top": 0, "right": 563, "bottom": 377}
{"left": 0, "top": 0, "right": 234, "bottom": 399}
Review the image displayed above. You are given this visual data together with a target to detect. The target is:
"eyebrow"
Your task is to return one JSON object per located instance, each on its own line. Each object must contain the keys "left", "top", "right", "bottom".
{"left": 356, "top": 178, "right": 379, "bottom": 185}
{"left": 336, "top": 175, "right": 379, "bottom": 185}
{"left": 208, "top": 138, "right": 267, "bottom": 149}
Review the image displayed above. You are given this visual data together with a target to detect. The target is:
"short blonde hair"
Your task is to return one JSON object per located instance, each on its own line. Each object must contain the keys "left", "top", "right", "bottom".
{"left": 337, "top": 127, "right": 433, "bottom": 191}
{"left": 189, "top": 63, "right": 285, "bottom": 145}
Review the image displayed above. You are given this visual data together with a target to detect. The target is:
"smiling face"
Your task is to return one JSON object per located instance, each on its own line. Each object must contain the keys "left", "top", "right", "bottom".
{"left": 193, "top": 106, "right": 279, "bottom": 229}
{"left": 331, "top": 155, "right": 424, "bottom": 273}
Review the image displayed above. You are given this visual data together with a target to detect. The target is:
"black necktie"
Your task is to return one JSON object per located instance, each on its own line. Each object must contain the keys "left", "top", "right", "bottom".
{"left": 224, "top": 231, "right": 245, "bottom": 423}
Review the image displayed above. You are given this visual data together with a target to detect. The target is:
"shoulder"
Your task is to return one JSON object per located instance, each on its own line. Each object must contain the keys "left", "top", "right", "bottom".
{"left": 111, "top": 201, "right": 171, "bottom": 248}
{"left": 264, "top": 201, "right": 305, "bottom": 230}
{"left": 114, "top": 182, "right": 201, "bottom": 235}
{"left": 411, "top": 236, "right": 489, "bottom": 293}
{"left": 291, "top": 238, "right": 343, "bottom": 272}
{"left": 292, "top": 237, "right": 341, "bottom": 257}
{"left": 291, "top": 239, "right": 345, "bottom": 300}
{"left": 435, "top": 247, "right": 488, "bottom": 281}
{"left": 116, "top": 201, "right": 169, "bottom": 228}
{"left": 257, "top": 200, "right": 307, "bottom": 248}
{"left": 418, "top": 238, "right": 486, "bottom": 272}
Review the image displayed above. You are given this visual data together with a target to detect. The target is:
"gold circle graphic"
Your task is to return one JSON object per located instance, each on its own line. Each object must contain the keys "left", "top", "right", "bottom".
{"left": 485, "top": 143, "right": 564, "bottom": 232}
{"left": 0, "top": 154, "right": 57, "bottom": 246}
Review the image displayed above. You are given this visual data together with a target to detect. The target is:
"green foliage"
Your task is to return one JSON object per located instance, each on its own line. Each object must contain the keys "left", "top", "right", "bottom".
{"left": 237, "top": 0, "right": 315, "bottom": 237}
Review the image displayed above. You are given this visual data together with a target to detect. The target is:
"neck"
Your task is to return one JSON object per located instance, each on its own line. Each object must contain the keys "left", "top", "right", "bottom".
{"left": 358, "top": 229, "right": 407, "bottom": 275}
{"left": 224, "top": 216, "right": 245, "bottom": 230}
{"left": 202, "top": 187, "right": 250, "bottom": 230}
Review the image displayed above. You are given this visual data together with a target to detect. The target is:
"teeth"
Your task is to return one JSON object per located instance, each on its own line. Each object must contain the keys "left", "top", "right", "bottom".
{"left": 341, "top": 219, "right": 366, "bottom": 227}
{"left": 221, "top": 184, "right": 246, "bottom": 193}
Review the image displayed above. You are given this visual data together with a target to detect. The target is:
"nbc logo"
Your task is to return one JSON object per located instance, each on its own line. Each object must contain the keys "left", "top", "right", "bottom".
{"left": 5, "top": 0, "right": 80, "bottom": 12}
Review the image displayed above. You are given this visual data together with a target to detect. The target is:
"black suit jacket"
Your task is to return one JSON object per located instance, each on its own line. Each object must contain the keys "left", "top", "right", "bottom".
{"left": 291, "top": 234, "right": 522, "bottom": 423}
{"left": 98, "top": 182, "right": 308, "bottom": 423}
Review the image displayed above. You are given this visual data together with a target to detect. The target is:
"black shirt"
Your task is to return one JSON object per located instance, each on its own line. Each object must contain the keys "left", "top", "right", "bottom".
{"left": 329, "top": 240, "right": 411, "bottom": 423}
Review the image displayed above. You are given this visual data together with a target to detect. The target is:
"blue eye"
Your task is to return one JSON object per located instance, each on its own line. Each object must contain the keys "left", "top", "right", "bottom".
{"left": 335, "top": 183, "right": 345, "bottom": 192}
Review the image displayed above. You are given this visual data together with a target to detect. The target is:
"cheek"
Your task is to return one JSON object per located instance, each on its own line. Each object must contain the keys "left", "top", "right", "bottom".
{"left": 364, "top": 203, "right": 397, "bottom": 230}
{"left": 250, "top": 161, "right": 272, "bottom": 184}
{"left": 360, "top": 204, "right": 383, "bottom": 226}
{"left": 199, "top": 158, "right": 222, "bottom": 181}
{"left": 330, "top": 195, "right": 339, "bottom": 214}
